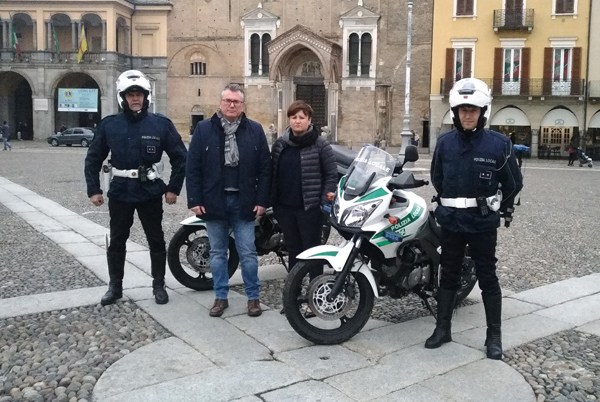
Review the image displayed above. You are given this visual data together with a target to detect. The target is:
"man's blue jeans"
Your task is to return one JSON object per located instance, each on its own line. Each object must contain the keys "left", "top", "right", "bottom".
{"left": 205, "top": 194, "right": 260, "bottom": 300}
{"left": 3, "top": 137, "right": 11, "bottom": 150}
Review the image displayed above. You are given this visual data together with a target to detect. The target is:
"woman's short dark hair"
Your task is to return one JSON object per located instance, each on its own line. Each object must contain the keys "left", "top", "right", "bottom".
{"left": 287, "top": 100, "right": 313, "bottom": 119}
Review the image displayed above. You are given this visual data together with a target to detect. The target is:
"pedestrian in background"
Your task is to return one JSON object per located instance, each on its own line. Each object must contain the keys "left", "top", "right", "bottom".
{"left": 84, "top": 70, "right": 187, "bottom": 306}
{"left": 186, "top": 83, "right": 271, "bottom": 318}
{"left": 270, "top": 100, "right": 337, "bottom": 275}
{"left": 510, "top": 132, "right": 523, "bottom": 168}
{"left": 2, "top": 121, "right": 11, "bottom": 151}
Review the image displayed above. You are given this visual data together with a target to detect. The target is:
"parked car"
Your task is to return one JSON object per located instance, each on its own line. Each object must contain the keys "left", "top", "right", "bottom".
{"left": 47, "top": 127, "right": 96, "bottom": 147}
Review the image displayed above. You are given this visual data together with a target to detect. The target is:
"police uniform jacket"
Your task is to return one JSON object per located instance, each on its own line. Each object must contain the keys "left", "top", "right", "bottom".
{"left": 84, "top": 110, "right": 187, "bottom": 203}
{"left": 431, "top": 127, "right": 523, "bottom": 233}
{"left": 186, "top": 112, "right": 271, "bottom": 221}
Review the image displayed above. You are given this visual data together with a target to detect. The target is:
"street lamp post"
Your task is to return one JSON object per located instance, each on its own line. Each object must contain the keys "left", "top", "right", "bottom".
{"left": 399, "top": 0, "right": 413, "bottom": 158}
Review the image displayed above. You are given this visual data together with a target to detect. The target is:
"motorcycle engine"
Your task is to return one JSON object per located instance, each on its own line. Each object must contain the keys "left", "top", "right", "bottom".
{"left": 397, "top": 243, "right": 431, "bottom": 290}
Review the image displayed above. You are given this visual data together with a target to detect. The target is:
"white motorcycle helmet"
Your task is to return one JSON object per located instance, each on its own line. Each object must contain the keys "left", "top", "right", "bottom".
{"left": 449, "top": 78, "right": 492, "bottom": 132}
{"left": 116, "top": 70, "right": 152, "bottom": 110}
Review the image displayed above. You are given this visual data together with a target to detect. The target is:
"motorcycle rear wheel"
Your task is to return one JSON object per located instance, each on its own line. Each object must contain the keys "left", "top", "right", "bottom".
{"left": 283, "top": 260, "right": 374, "bottom": 345}
{"left": 167, "top": 225, "right": 239, "bottom": 290}
{"left": 455, "top": 256, "right": 477, "bottom": 305}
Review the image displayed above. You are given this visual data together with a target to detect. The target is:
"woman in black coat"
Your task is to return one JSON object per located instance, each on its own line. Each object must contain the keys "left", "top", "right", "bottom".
{"left": 271, "top": 100, "right": 337, "bottom": 273}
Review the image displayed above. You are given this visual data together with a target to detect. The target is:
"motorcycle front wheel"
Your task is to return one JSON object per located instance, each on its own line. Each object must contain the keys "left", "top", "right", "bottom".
{"left": 282, "top": 260, "right": 374, "bottom": 345}
{"left": 167, "top": 225, "right": 239, "bottom": 290}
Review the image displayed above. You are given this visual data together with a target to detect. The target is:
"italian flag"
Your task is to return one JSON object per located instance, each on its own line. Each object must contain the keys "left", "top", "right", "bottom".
{"left": 11, "top": 24, "right": 20, "bottom": 57}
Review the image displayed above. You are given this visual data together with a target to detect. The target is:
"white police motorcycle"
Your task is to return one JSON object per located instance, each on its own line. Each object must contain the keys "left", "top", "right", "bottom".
{"left": 282, "top": 145, "right": 477, "bottom": 345}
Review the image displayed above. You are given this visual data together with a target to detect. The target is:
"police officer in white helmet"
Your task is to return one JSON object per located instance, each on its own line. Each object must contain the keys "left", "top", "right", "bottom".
{"left": 426, "top": 78, "right": 523, "bottom": 360}
{"left": 84, "top": 70, "right": 187, "bottom": 306}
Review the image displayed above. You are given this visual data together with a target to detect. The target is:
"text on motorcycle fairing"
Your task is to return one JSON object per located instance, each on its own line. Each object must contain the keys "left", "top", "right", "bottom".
{"left": 354, "top": 157, "right": 391, "bottom": 172}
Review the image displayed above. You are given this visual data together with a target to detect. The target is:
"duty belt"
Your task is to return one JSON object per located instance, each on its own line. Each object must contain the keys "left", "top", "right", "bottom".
{"left": 440, "top": 190, "right": 502, "bottom": 212}
{"left": 112, "top": 162, "right": 164, "bottom": 181}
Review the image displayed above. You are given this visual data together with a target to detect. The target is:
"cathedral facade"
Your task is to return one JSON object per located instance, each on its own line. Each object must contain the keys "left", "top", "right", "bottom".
{"left": 167, "top": 0, "right": 434, "bottom": 148}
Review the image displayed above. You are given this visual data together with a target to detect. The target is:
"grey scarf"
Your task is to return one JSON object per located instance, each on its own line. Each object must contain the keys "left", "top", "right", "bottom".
{"left": 217, "top": 110, "right": 240, "bottom": 167}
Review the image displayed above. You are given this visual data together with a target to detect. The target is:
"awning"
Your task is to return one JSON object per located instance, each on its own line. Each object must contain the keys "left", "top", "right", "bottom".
{"left": 442, "top": 111, "right": 453, "bottom": 125}
{"left": 540, "top": 108, "right": 579, "bottom": 127}
{"left": 490, "top": 107, "right": 530, "bottom": 127}
{"left": 589, "top": 111, "right": 600, "bottom": 128}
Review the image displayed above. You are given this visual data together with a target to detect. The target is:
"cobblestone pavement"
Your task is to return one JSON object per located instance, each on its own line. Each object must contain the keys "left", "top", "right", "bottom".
{"left": 1, "top": 141, "right": 599, "bottom": 401}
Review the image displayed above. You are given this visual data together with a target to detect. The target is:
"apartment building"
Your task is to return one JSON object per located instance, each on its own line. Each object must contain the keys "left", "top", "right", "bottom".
{"left": 430, "top": 0, "right": 593, "bottom": 158}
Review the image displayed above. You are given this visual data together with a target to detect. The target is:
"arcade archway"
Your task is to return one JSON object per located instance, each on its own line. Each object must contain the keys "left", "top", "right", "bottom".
{"left": 54, "top": 73, "right": 101, "bottom": 132}
{"left": 0, "top": 72, "right": 33, "bottom": 139}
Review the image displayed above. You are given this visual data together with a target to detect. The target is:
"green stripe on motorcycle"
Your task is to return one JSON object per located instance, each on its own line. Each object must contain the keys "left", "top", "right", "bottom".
{"left": 372, "top": 203, "right": 423, "bottom": 240}
{"left": 311, "top": 251, "right": 338, "bottom": 257}
{"left": 357, "top": 188, "right": 388, "bottom": 202}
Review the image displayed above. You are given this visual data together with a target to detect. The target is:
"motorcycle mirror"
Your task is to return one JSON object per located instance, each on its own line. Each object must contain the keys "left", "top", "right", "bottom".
{"left": 326, "top": 192, "right": 335, "bottom": 201}
{"left": 403, "top": 145, "right": 419, "bottom": 163}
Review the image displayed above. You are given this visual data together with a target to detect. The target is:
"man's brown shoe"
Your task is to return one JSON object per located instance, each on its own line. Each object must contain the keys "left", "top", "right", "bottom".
{"left": 248, "top": 300, "right": 262, "bottom": 317}
{"left": 209, "top": 299, "right": 229, "bottom": 317}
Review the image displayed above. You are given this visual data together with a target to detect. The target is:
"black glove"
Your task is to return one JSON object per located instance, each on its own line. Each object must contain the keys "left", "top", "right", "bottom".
{"left": 500, "top": 207, "right": 514, "bottom": 228}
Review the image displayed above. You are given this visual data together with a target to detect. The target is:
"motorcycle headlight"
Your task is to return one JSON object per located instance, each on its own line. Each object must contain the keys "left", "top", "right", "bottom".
{"left": 341, "top": 200, "right": 382, "bottom": 227}
{"left": 332, "top": 195, "right": 340, "bottom": 219}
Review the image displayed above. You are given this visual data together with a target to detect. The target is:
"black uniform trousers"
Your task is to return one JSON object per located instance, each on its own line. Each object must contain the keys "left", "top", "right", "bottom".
{"left": 273, "top": 204, "right": 323, "bottom": 271}
{"left": 108, "top": 197, "right": 166, "bottom": 254}
{"left": 439, "top": 227, "right": 501, "bottom": 297}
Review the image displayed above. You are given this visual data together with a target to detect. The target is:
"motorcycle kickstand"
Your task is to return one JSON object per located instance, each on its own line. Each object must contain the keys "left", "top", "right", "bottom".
{"left": 418, "top": 292, "right": 438, "bottom": 320}
{"left": 277, "top": 253, "right": 289, "bottom": 273}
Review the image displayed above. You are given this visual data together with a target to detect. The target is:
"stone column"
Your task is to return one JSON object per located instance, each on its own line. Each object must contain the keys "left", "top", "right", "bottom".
{"left": 71, "top": 21, "right": 77, "bottom": 50}
{"left": 2, "top": 21, "right": 8, "bottom": 49}
{"left": 326, "top": 82, "right": 339, "bottom": 142}
{"left": 101, "top": 20, "right": 106, "bottom": 51}
{"left": 46, "top": 21, "right": 52, "bottom": 51}
{"left": 77, "top": 20, "right": 82, "bottom": 50}
{"left": 32, "top": 21, "right": 37, "bottom": 50}
{"left": 8, "top": 20, "right": 13, "bottom": 49}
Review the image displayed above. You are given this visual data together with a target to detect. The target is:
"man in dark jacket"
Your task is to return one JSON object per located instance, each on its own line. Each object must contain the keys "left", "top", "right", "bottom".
{"left": 426, "top": 78, "right": 523, "bottom": 360}
{"left": 186, "top": 83, "right": 271, "bottom": 318}
{"left": 2, "top": 121, "right": 11, "bottom": 151}
{"left": 84, "top": 70, "right": 187, "bottom": 306}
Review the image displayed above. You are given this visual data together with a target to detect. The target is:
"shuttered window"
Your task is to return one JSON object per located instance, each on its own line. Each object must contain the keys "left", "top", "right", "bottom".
{"left": 250, "top": 33, "right": 271, "bottom": 76}
{"left": 456, "top": 0, "right": 474, "bottom": 16}
{"left": 454, "top": 48, "right": 472, "bottom": 81}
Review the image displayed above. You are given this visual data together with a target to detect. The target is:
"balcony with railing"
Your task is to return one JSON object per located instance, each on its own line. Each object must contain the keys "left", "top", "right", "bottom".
{"left": 493, "top": 9, "right": 534, "bottom": 32}
{"left": 0, "top": 50, "right": 166, "bottom": 69}
{"left": 440, "top": 78, "right": 585, "bottom": 97}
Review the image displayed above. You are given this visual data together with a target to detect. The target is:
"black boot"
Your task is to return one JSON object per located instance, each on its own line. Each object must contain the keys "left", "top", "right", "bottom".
{"left": 425, "top": 288, "right": 458, "bottom": 349}
{"left": 101, "top": 251, "right": 126, "bottom": 306}
{"left": 151, "top": 251, "right": 169, "bottom": 305}
{"left": 483, "top": 294, "right": 503, "bottom": 360}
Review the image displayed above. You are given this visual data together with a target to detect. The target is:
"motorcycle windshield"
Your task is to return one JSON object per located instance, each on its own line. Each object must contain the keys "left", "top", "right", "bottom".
{"left": 344, "top": 146, "right": 397, "bottom": 197}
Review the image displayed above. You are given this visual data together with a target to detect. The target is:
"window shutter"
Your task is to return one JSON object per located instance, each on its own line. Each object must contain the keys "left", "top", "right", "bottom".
{"left": 493, "top": 48, "right": 503, "bottom": 95}
{"left": 543, "top": 47, "right": 553, "bottom": 95}
{"left": 571, "top": 47, "right": 582, "bottom": 95}
{"left": 566, "top": 0, "right": 575, "bottom": 13}
{"left": 520, "top": 47, "right": 531, "bottom": 95}
{"left": 555, "top": 0, "right": 564, "bottom": 13}
{"left": 463, "top": 48, "right": 472, "bottom": 78}
{"left": 444, "top": 48, "right": 454, "bottom": 94}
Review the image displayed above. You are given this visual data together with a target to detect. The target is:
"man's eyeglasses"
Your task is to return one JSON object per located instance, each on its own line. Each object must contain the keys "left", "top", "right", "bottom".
{"left": 221, "top": 99, "right": 244, "bottom": 106}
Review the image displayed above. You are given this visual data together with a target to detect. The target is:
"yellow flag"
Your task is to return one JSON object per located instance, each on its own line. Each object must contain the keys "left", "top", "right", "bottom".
{"left": 77, "top": 25, "right": 88, "bottom": 63}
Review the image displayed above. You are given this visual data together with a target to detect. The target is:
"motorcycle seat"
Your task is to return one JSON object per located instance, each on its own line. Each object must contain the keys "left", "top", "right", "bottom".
{"left": 330, "top": 144, "right": 358, "bottom": 169}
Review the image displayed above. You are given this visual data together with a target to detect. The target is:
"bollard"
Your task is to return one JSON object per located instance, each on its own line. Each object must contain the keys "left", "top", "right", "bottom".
{"left": 380, "top": 140, "right": 387, "bottom": 150}
{"left": 348, "top": 140, "right": 352, "bottom": 149}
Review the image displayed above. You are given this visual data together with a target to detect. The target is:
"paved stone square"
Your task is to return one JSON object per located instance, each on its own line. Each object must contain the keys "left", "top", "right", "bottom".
{"left": 0, "top": 141, "right": 599, "bottom": 402}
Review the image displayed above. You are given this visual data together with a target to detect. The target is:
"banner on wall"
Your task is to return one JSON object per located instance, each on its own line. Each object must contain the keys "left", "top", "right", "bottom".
{"left": 58, "top": 88, "right": 98, "bottom": 112}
